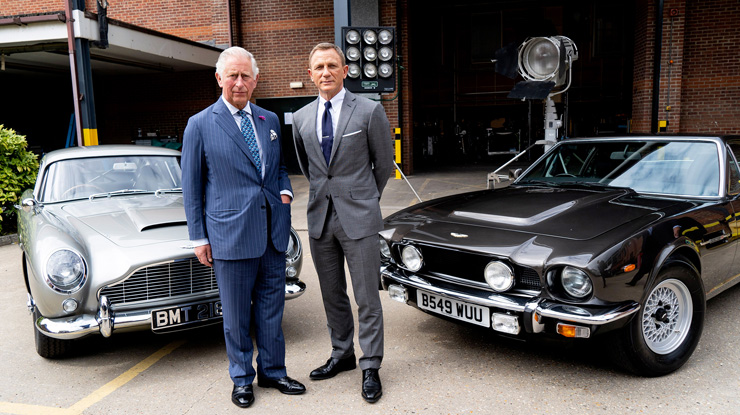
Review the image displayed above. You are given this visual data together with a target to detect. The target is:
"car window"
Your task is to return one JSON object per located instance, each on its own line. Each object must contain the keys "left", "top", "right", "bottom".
{"left": 727, "top": 146, "right": 740, "bottom": 195}
{"left": 520, "top": 140, "right": 721, "bottom": 197}
{"left": 39, "top": 155, "right": 182, "bottom": 202}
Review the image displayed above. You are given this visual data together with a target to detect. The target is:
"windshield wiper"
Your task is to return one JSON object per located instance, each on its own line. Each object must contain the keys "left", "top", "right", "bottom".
{"left": 88, "top": 189, "right": 153, "bottom": 200}
{"left": 516, "top": 180, "right": 557, "bottom": 186}
{"left": 555, "top": 181, "right": 635, "bottom": 192}
{"left": 155, "top": 187, "right": 183, "bottom": 196}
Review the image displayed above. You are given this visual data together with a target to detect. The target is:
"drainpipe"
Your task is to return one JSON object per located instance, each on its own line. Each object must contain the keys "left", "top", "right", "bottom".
{"left": 651, "top": 0, "right": 664, "bottom": 134}
{"left": 64, "top": 0, "right": 83, "bottom": 147}
{"left": 226, "top": 0, "right": 233, "bottom": 47}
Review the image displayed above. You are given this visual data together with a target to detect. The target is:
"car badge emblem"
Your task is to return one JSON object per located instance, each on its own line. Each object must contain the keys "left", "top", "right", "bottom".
{"left": 451, "top": 232, "right": 468, "bottom": 238}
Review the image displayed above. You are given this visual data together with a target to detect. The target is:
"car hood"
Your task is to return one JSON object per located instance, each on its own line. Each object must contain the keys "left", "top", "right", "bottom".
{"left": 59, "top": 194, "right": 189, "bottom": 247}
{"left": 385, "top": 185, "right": 683, "bottom": 243}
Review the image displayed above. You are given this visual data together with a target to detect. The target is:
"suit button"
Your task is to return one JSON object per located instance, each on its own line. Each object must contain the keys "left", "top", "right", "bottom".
{"left": 325, "top": 195, "right": 329, "bottom": 199}
{"left": 327, "top": 175, "right": 332, "bottom": 179}
{"left": 261, "top": 205, "right": 266, "bottom": 210}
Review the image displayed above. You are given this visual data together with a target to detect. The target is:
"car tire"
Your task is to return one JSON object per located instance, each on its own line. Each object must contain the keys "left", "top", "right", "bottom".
{"left": 612, "top": 262, "right": 705, "bottom": 376}
{"left": 33, "top": 309, "right": 72, "bottom": 359}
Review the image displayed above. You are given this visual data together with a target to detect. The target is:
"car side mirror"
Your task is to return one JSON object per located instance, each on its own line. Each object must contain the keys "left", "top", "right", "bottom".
{"left": 509, "top": 168, "right": 523, "bottom": 180}
{"left": 18, "top": 198, "right": 40, "bottom": 213}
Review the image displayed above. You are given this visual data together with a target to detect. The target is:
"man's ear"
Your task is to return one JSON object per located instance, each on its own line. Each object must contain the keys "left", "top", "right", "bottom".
{"left": 215, "top": 72, "right": 223, "bottom": 87}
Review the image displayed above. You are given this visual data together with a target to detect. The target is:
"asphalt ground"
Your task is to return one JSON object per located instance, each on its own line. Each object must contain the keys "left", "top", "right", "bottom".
{"left": 1, "top": 163, "right": 739, "bottom": 415}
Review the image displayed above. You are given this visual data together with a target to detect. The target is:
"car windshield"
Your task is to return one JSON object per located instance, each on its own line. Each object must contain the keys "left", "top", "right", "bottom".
{"left": 518, "top": 140, "right": 721, "bottom": 197}
{"left": 39, "top": 155, "right": 182, "bottom": 202}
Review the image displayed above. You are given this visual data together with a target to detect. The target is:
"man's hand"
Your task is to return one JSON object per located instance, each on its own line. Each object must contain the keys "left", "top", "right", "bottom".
{"left": 195, "top": 244, "right": 213, "bottom": 268}
{"left": 281, "top": 194, "right": 292, "bottom": 204}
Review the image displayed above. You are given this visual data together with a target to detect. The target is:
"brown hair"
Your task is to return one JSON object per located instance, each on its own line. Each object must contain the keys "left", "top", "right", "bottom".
{"left": 308, "top": 43, "right": 346, "bottom": 67}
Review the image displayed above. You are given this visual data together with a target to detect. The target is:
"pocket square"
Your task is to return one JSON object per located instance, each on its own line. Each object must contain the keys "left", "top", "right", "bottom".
{"left": 342, "top": 130, "right": 362, "bottom": 138}
{"left": 270, "top": 129, "right": 278, "bottom": 141}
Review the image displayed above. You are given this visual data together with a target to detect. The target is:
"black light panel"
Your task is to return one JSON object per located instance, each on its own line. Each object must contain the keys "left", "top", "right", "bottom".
{"left": 341, "top": 26, "right": 396, "bottom": 93}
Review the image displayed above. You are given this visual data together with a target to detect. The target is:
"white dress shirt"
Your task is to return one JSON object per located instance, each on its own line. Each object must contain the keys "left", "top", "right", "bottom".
{"left": 316, "top": 88, "right": 346, "bottom": 144}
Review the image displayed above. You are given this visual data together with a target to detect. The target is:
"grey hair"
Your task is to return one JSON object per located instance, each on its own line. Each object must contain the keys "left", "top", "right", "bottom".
{"left": 308, "top": 43, "right": 346, "bottom": 67}
{"left": 216, "top": 46, "right": 259, "bottom": 77}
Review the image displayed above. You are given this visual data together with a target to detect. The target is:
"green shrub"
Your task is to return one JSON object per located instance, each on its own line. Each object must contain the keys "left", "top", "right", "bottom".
{"left": 0, "top": 125, "right": 39, "bottom": 235}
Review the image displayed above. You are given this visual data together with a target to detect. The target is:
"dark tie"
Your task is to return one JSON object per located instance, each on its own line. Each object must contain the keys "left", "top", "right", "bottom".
{"left": 237, "top": 110, "right": 262, "bottom": 173}
{"left": 321, "top": 101, "right": 334, "bottom": 165}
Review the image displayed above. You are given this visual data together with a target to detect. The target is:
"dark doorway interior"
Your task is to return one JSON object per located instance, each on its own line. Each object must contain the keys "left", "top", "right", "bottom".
{"left": 256, "top": 96, "right": 317, "bottom": 174}
{"left": 408, "top": 0, "right": 634, "bottom": 170}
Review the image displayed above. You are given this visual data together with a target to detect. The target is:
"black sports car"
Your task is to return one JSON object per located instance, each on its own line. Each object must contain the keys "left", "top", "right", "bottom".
{"left": 379, "top": 136, "right": 740, "bottom": 376}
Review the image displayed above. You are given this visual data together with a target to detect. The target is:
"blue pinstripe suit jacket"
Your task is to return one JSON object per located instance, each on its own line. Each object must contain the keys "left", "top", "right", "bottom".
{"left": 181, "top": 98, "right": 292, "bottom": 260}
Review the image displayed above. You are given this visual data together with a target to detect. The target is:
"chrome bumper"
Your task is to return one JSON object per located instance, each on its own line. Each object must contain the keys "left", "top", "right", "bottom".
{"left": 381, "top": 265, "right": 640, "bottom": 328}
{"left": 35, "top": 280, "right": 307, "bottom": 340}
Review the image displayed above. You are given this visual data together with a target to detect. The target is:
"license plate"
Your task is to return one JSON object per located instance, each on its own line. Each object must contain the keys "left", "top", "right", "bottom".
{"left": 151, "top": 300, "right": 223, "bottom": 332}
{"left": 417, "top": 290, "right": 490, "bottom": 328}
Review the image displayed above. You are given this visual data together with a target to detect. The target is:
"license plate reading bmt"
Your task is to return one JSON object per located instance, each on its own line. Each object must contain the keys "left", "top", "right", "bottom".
{"left": 151, "top": 300, "right": 223, "bottom": 331}
{"left": 417, "top": 290, "right": 490, "bottom": 328}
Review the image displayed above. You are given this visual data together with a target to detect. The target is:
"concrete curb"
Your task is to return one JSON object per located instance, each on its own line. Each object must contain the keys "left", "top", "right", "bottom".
{"left": 0, "top": 234, "right": 18, "bottom": 246}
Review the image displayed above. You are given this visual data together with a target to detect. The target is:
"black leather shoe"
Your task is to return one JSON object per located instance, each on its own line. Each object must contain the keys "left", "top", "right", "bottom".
{"left": 257, "top": 375, "right": 306, "bottom": 395}
{"left": 309, "top": 354, "right": 357, "bottom": 380}
{"left": 361, "top": 369, "right": 382, "bottom": 403}
{"left": 231, "top": 384, "right": 255, "bottom": 408}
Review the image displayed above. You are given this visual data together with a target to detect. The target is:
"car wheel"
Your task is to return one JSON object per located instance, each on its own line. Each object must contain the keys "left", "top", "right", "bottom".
{"left": 612, "top": 262, "right": 705, "bottom": 376}
{"left": 33, "top": 309, "right": 72, "bottom": 359}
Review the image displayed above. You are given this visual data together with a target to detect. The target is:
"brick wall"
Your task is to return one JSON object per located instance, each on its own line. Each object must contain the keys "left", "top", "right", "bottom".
{"left": 632, "top": 0, "right": 740, "bottom": 135}
{"left": 680, "top": 0, "right": 740, "bottom": 134}
{"left": 94, "top": 70, "right": 220, "bottom": 144}
{"left": 0, "top": 1, "right": 63, "bottom": 17}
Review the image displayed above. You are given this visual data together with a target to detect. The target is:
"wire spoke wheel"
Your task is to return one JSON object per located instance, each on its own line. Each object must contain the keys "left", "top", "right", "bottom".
{"left": 641, "top": 278, "right": 692, "bottom": 355}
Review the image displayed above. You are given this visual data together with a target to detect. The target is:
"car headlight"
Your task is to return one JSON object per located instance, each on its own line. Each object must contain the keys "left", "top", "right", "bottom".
{"left": 401, "top": 245, "right": 422, "bottom": 271}
{"left": 45, "top": 249, "right": 87, "bottom": 293}
{"left": 561, "top": 266, "right": 593, "bottom": 298}
{"left": 379, "top": 237, "right": 391, "bottom": 259}
{"left": 484, "top": 261, "right": 515, "bottom": 292}
{"left": 286, "top": 228, "right": 301, "bottom": 262}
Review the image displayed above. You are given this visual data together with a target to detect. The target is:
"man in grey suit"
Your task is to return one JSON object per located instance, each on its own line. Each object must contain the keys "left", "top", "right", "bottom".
{"left": 181, "top": 47, "right": 305, "bottom": 408}
{"left": 292, "top": 42, "right": 394, "bottom": 403}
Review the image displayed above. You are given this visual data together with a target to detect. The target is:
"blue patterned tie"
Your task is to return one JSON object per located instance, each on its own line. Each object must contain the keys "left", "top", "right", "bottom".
{"left": 237, "top": 110, "right": 262, "bottom": 173}
{"left": 321, "top": 101, "right": 333, "bottom": 165}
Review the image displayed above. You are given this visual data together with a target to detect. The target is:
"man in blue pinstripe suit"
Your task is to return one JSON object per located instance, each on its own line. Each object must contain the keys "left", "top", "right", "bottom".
{"left": 182, "top": 47, "right": 305, "bottom": 408}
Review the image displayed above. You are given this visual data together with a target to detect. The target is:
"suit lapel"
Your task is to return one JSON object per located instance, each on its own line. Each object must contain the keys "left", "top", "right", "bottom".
{"left": 330, "top": 91, "right": 356, "bottom": 163}
{"left": 213, "top": 99, "right": 261, "bottom": 174}
{"left": 305, "top": 98, "right": 327, "bottom": 167}
{"left": 251, "top": 104, "right": 270, "bottom": 164}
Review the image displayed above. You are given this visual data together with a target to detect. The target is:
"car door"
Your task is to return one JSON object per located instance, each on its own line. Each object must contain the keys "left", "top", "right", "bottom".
{"left": 713, "top": 141, "right": 740, "bottom": 296}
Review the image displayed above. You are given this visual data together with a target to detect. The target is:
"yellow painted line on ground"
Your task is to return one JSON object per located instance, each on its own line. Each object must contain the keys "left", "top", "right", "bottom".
{"left": 0, "top": 340, "right": 186, "bottom": 415}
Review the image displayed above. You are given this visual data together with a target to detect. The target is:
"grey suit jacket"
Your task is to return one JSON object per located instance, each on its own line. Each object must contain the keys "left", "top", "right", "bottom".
{"left": 292, "top": 90, "right": 394, "bottom": 240}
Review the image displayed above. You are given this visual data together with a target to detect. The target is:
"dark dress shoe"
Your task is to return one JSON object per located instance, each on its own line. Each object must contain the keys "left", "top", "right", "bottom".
{"left": 256, "top": 375, "right": 306, "bottom": 395}
{"left": 231, "top": 384, "right": 255, "bottom": 408}
{"left": 309, "top": 354, "right": 357, "bottom": 380}
{"left": 361, "top": 368, "right": 382, "bottom": 403}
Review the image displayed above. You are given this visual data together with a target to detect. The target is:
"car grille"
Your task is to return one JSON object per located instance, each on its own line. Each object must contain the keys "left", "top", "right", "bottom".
{"left": 100, "top": 258, "right": 218, "bottom": 306}
{"left": 395, "top": 243, "right": 542, "bottom": 291}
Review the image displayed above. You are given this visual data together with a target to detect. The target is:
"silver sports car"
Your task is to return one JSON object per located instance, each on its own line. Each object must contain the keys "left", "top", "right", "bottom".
{"left": 16, "top": 145, "right": 305, "bottom": 358}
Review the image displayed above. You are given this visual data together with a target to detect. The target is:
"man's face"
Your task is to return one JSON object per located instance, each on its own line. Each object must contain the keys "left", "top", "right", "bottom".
{"left": 308, "top": 48, "right": 348, "bottom": 100}
{"left": 216, "top": 55, "right": 258, "bottom": 109}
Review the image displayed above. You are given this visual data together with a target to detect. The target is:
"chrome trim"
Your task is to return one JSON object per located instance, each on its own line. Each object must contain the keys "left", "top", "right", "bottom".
{"left": 98, "top": 295, "right": 112, "bottom": 337}
{"left": 382, "top": 265, "right": 641, "bottom": 326}
{"left": 285, "top": 280, "right": 307, "bottom": 300}
{"left": 36, "top": 279, "right": 306, "bottom": 340}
